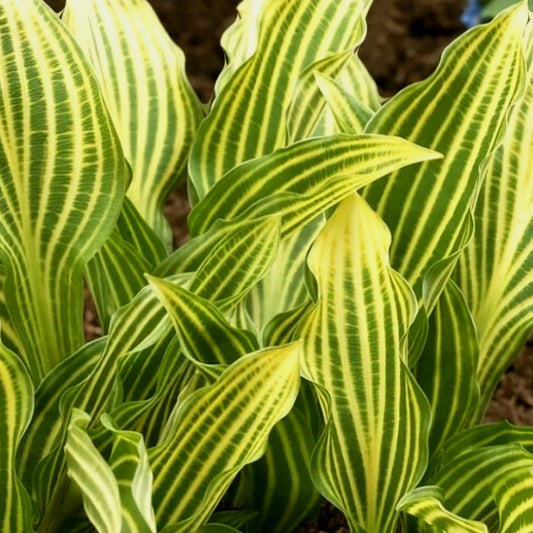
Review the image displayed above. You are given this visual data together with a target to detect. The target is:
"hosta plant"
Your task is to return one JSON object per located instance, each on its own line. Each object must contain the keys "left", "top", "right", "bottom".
{"left": 1, "top": 0, "right": 533, "bottom": 532}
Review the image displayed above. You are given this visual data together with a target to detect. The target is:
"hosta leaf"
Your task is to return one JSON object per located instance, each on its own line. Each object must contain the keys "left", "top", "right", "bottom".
{"left": 311, "top": 54, "right": 382, "bottom": 137}
{"left": 297, "top": 193, "right": 431, "bottom": 533}
{"left": 240, "top": 408, "right": 321, "bottom": 533}
{"left": 0, "top": 0, "right": 128, "bottom": 381}
{"left": 287, "top": 51, "right": 360, "bottom": 142}
{"left": 17, "top": 338, "right": 105, "bottom": 494}
{"left": 245, "top": 216, "right": 324, "bottom": 332}
{"left": 398, "top": 486, "right": 488, "bottom": 533}
{"left": 0, "top": 339, "right": 33, "bottom": 532}
{"left": 362, "top": 4, "right": 527, "bottom": 310}
{"left": 0, "top": 265, "right": 22, "bottom": 354}
{"left": 148, "top": 343, "right": 301, "bottom": 531}
{"left": 433, "top": 421, "right": 533, "bottom": 473}
{"left": 427, "top": 444, "right": 533, "bottom": 528}
{"left": 86, "top": 197, "right": 168, "bottom": 331}
{"left": 315, "top": 72, "right": 375, "bottom": 134}
{"left": 65, "top": 409, "right": 156, "bottom": 533}
{"left": 492, "top": 465, "right": 533, "bottom": 533}
{"left": 188, "top": 134, "right": 440, "bottom": 236}
{"left": 455, "top": 20, "right": 533, "bottom": 419}
{"left": 415, "top": 280, "right": 480, "bottom": 454}
{"left": 189, "top": 0, "right": 373, "bottom": 200}
{"left": 63, "top": 0, "right": 202, "bottom": 244}
{"left": 214, "top": 0, "right": 268, "bottom": 98}
{"left": 85, "top": 231, "right": 152, "bottom": 332}
{"left": 147, "top": 279, "right": 258, "bottom": 379}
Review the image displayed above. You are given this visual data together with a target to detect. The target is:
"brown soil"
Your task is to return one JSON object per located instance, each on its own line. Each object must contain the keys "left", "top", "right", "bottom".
{"left": 45, "top": 0, "right": 533, "bottom": 530}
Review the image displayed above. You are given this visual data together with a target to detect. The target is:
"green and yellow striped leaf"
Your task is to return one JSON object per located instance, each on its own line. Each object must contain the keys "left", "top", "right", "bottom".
{"left": 432, "top": 421, "right": 533, "bottom": 473}
{"left": 148, "top": 343, "right": 301, "bottom": 532}
{"left": 214, "top": 0, "right": 268, "bottom": 99}
{"left": 244, "top": 216, "right": 324, "bottom": 332}
{"left": 0, "top": 0, "right": 129, "bottom": 382}
{"left": 147, "top": 279, "right": 258, "bottom": 379}
{"left": 415, "top": 280, "right": 480, "bottom": 454}
{"left": 65, "top": 409, "right": 156, "bottom": 533}
{"left": 287, "top": 51, "right": 360, "bottom": 142}
{"left": 189, "top": 0, "right": 373, "bottom": 200}
{"left": 315, "top": 72, "right": 375, "bottom": 134}
{"left": 397, "top": 486, "right": 488, "bottom": 533}
{"left": 455, "top": 19, "right": 533, "bottom": 419}
{"left": 17, "top": 338, "right": 105, "bottom": 495}
{"left": 63, "top": 0, "right": 203, "bottom": 244}
{"left": 0, "top": 265, "right": 22, "bottom": 355}
{"left": 86, "top": 197, "right": 168, "bottom": 331}
{"left": 239, "top": 408, "right": 321, "bottom": 533}
{"left": 296, "top": 193, "right": 431, "bottom": 533}
{"left": 0, "top": 339, "right": 34, "bottom": 532}
{"left": 362, "top": 4, "right": 528, "bottom": 310}
{"left": 427, "top": 444, "right": 533, "bottom": 528}
{"left": 311, "top": 54, "right": 382, "bottom": 137}
{"left": 492, "top": 465, "right": 533, "bottom": 533}
{"left": 188, "top": 134, "right": 440, "bottom": 236}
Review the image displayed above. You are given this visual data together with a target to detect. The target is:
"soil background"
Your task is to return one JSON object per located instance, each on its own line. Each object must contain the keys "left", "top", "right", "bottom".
{"left": 44, "top": 0, "right": 533, "bottom": 531}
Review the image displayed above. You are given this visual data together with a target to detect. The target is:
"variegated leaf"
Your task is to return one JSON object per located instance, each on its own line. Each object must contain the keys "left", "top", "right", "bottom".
{"left": 188, "top": 134, "right": 440, "bottom": 237}
{"left": 398, "top": 486, "right": 488, "bottom": 533}
{"left": 455, "top": 19, "right": 533, "bottom": 419}
{"left": 65, "top": 409, "right": 156, "bottom": 533}
{"left": 0, "top": 0, "right": 129, "bottom": 382}
{"left": 189, "top": 0, "right": 374, "bottom": 200}
{"left": 148, "top": 343, "right": 301, "bottom": 532}
{"left": 362, "top": 5, "right": 528, "bottom": 311}
{"left": 415, "top": 280, "right": 480, "bottom": 454}
{"left": 0, "top": 338, "right": 33, "bottom": 532}
{"left": 63, "top": 0, "right": 203, "bottom": 244}
{"left": 297, "top": 193, "right": 431, "bottom": 533}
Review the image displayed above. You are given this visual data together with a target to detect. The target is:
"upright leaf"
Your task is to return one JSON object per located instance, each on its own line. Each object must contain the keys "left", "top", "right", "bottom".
{"left": 455, "top": 21, "right": 533, "bottom": 418}
{"left": 297, "top": 193, "right": 431, "bottom": 533}
{"left": 65, "top": 409, "right": 156, "bottom": 533}
{"left": 362, "top": 5, "right": 527, "bottom": 310}
{"left": 147, "top": 343, "right": 301, "bottom": 532}
{"left": 189, "top": 0, "right": 373, "bottom": 200}
{"left": 0, "top": 339, "right": 33, "bottom": 532}
{"left": 415, "top": 280, "right": 480, "bottom": 454}
{"left": 0, "top": 0, "right": 128, "bottom": 381}
{"left": 63, "top": 0, "right": 202, "bottom": 244}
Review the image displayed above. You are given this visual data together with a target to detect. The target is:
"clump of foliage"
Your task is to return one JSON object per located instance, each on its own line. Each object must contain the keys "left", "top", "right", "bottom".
{"left": 0, "top": 0, "right": 532, "bottom": 532}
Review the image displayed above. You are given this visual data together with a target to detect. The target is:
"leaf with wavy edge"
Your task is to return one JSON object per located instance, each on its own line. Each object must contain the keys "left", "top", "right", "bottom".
{"left": 148, "top": 343, "right": 301, "bottom": 532}
{"left": 297, "top": 193, "right": 431, "bottom": 533}
{"left": 0, "top": 339, "right": 33, "bottom": 532}
{"left": 189, "top": 0, "right": 373, "bottom": 200}
{"left": 63, "top": 0, "right": 202, "bottom": 244}
{"left": 0, "top": 0, "right": 129, "bottom": 382}
{"left": 455, "top": 20, "right": 533, "bottom": 420}
{"left": 35, "top": 215, "right": 282, "bottom": 529}
{"left": 188, "top": 134, "right": 441, "bottom": 236}
{"left": 398, "top": 486, "right": 488, "bottom": 533}
{"left": 362, "top": 5, "right": 527, "bottom": 312}
{"left": 415, "top": 280, "right": 480, "bottom": 454}
{"left": 146, "top": 278, "right": 258, "bottom": 379}
{"left": 492, "top": 465, "right": 533, "bottom": 533}
{"left": 315, "top": 72, "right": 374, "bottom": 134}
{"left": 65, "top": 409, "right": 156, "bottom": 533}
